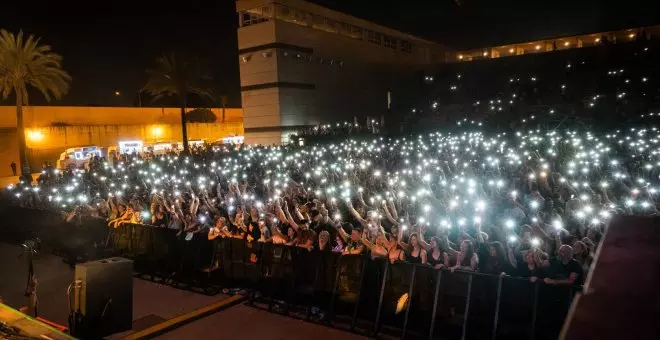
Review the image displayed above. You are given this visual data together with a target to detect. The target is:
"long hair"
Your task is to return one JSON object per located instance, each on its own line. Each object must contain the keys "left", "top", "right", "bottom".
{"left": 409, "top": 232, "right": 420, "bottom": 248}
{"left": 430, "top": 236, "right": 441, "bottom": 250}
{"left": 490, "top": 241, "right": 507, "bottom": 263}
{"left": 460, "top": 240, "right": 474, "bottom": 267}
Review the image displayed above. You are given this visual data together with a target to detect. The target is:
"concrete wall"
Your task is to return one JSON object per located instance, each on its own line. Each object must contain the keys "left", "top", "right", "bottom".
{"left": 0, "top": 121, "right": 244, "bottom": 177}
{"left": 0, "top": 105, "right": 245, "bottom": 177}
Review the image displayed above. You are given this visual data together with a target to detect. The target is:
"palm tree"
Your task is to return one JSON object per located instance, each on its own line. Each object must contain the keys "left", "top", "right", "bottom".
{"left": 0, "top": 29, "right": 71, "bottom": 179}
{"left": 143, "top": 53, "right": 213, "bottom": 154}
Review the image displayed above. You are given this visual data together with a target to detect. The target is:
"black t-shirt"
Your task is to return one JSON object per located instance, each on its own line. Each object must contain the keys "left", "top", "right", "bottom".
{"left": 516, "top": 262, "right": 546, "bottom": 278}
{"left": 549, "top": 258, "right": 583, "bottom": 285}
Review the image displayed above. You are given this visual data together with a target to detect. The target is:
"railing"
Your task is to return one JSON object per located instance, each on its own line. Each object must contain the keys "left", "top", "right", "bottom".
{"left": 0, "top": 207, "right": 579, "bottom": 340}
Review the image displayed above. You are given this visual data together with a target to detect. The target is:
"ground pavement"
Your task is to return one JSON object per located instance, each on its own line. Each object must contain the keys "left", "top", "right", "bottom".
{"left": 0, "top": 243, "right": 367, "bottom": 339}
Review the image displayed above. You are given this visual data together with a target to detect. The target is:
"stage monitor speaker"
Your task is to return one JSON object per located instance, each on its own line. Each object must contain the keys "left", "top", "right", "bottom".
{"left": 73, "top": 257, "right": 133, "bottom": 337}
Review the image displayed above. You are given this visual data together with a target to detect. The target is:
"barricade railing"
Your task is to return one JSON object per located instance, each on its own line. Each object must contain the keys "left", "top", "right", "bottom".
{"left": 0, "top": 210, "right": 580, "bottom": 339}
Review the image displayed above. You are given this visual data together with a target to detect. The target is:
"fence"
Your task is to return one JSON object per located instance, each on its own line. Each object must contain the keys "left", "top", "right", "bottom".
{"left": 0, "top": 207, "right": 579, "bottom": 340}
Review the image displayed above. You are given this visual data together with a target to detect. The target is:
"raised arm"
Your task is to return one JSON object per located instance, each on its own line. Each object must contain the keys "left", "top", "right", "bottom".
{"left": 346, "top": 200, "right": 369, "bottom": 228}
{"left": 382, "top": 201, "right": 399, "bottom": 225}
{"left": 283, "top": 201, "right": 300, "bottom": 230}
{"left": 336, "top": 224, "right": 349, "bottom": 243}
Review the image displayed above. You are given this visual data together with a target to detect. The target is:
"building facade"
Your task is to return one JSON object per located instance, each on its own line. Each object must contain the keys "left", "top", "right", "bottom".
{"left": 0, "top": 106, "right": 243, "bottom": 177}
{"left": 236, "top": 0, "right": 448, "bottom": 144}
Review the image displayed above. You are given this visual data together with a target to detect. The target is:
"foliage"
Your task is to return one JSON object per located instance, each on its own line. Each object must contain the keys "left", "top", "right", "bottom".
{"left": 186, "top": 108, "right": 216, "bottom": 123}
{"left": 0, "top": 29, "right": 71, "bottom": 103}
{"left": 142, "top": 53, "right": 214, "bottom": 105}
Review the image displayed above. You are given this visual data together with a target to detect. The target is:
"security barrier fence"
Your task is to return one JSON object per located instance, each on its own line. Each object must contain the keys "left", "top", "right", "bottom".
{"left": 0, "top": 207, "right": 578, "bottom": 340}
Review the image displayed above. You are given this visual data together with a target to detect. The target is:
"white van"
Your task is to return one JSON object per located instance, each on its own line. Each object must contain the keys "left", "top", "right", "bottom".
{"left": 143, "top": 142, "right": 179, "bottom": 156}
{"left": 56, "top": 146, "right": 103, "bottom": 170}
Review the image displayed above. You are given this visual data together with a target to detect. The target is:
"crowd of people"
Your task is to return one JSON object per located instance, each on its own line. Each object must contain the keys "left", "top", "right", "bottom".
{"left": 6, "top": 118, "right": 660, "bottom": 288}
{"left": 408, "top": 40, "right": 660, "bottom": 132}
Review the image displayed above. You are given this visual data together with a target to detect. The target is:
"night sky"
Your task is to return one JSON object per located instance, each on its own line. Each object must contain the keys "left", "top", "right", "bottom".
{"left": 2, "top": 0, "right": 657, "bottom": 107}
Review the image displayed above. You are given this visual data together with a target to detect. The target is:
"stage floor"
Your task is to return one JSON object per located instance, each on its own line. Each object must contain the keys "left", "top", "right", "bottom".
{"left": 0, "top": 243, "right": 228, "bottom": 335}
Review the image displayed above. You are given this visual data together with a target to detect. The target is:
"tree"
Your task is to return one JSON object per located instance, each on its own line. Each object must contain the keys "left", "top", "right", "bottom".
{"left": 0, "top": 29, "right": 71, "bottom": 179}
{"left": 186, "top": 108, "right": 216, "bottom": 123}
{"left": 143, "top": 53, "right": 213, "bottom": 154}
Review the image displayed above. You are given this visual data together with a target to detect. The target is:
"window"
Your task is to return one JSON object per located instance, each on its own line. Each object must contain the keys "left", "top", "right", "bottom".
{"left": 339, "top": 22, "right": 352, "bottom": 37}
{"left": 278, "top": 5, "right": 291, "bottom": 20}
{"left": 323, "top": 18, "right": 338, "bottom": 33}
{"left": 384, "top": 35, "right": 397, "bottom": 50}
{"left": 367, "top": 30, "right": 382, "bottom": 45}
{"left": 399, "top": 40, "right": 412, "bottom": 53}
{"left": 239, "top": 10, "right": 270, "bottom": 27}
{"left": 262, "top": 5, "right": 273, "bottom": 17}
{"left": 292, "top": 9, "right": 309, "bottom": 26}
{"left": 350, "top": 25, "right": 363, "bottom": 40}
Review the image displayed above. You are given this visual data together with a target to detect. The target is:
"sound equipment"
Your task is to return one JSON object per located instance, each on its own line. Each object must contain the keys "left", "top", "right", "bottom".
{"left": 72, "top": 257, "right": 133, "bottom": 337}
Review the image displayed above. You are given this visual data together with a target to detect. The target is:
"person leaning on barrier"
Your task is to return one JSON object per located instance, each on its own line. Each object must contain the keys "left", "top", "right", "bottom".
{"left": 316, "top": 230, "right": 332, "bottom": 252}
{"left": 480, "top": 241, "right": 515, "bottom": 275}
{"left": 517, "top": 249, "right": 550, "bottom": 282}
{"left": 450, "top": 239, "right": 479, "bottom": 272}
{"left": 427, "top": 236, "right": 450, "bottom": 269}
{"left": 337, "top": 223, "right": 364, "bottom": 255}
{"left": 544, "top": 245, "right": 583, "bottom": 286}
{"left": 399, "top": 232, "right": 427, "bottom": 265}
{"left": 208, "top": 216, "right": 229, "bottom": 240}
{"left": 360, "top": 229, "right": 389, "bottom": 258}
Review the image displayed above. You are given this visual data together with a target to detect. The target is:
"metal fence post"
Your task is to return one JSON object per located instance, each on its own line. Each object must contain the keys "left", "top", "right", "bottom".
{"left": 350, "top": 255, "right": 369, "bottom": 331}
{"left": 401, "top": 264, "right": 417, "bottom": 339}
{"left": 326, "top": 254, "right": 343, "bottom": 323}
{"left": 461, "top": 273, "right": 473, "bottom": 340}
{"left": 372, "top": 260, "right": 389, "bottom": 337}
{"left": 286, "top": 247, "right": 301, "bottom": 315}
{"left": 428, "top": 269, "right": 442, "bottom": 340}
{"left": 530, "top": 282, "right": 540, "bottom": 340}
{"left": 491, "top": 274, "right": 503, "bottom": 340}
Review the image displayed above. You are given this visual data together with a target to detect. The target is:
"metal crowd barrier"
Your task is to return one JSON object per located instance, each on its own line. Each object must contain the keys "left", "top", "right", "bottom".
{"left": 0, "top": 209, "right": 580, "bottom": 340}
{"left": 103, "top": 227, "right": 578, "bottom": 340}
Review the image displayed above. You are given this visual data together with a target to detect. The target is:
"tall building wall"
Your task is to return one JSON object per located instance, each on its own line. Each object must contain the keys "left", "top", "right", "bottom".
{"left": 236, "top": 0, "right": 448, "bottom": 144}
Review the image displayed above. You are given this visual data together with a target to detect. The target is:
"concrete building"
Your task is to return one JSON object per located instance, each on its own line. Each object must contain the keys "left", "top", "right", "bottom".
{"left": 236, "top": 0, "right": 448, "bottom": 144}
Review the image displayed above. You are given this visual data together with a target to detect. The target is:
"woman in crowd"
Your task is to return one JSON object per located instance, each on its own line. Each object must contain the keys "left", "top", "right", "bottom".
{"left": 572, "top": 240, "right": 594, "bottom": 276}
{"left": 450, "top": 240, "right": 479, "bottom": 272}
{"left": 517, "top": 249, "right": 550, "bottom": 282}
{"left": 404, "top": 232, "right": 427, "bottom": 265}
{"left": 427, "top": 236, "right": 449, "bottom": 269}
{"left": 480, "top": 241, "right": 513, "bottom": 275}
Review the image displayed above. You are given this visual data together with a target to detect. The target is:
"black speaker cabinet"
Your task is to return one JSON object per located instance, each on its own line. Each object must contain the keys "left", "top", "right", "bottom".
{"left": 74, "top": 257, "right": 133, "bottom": 337}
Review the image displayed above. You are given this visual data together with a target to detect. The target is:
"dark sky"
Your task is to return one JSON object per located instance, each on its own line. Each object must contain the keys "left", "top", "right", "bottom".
{"left": 2, "top": 0, "right": 658, "bottom": 107}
